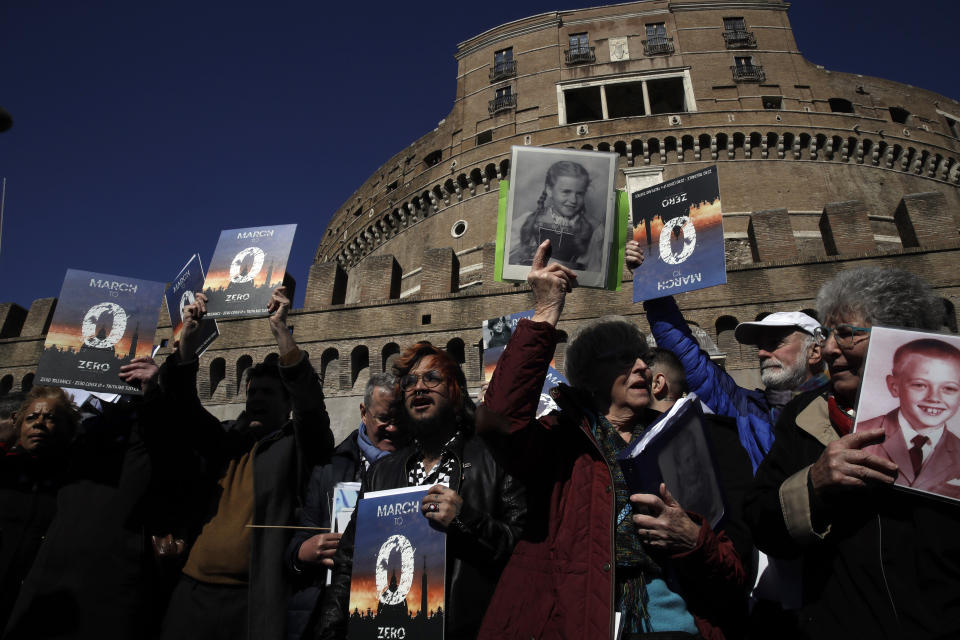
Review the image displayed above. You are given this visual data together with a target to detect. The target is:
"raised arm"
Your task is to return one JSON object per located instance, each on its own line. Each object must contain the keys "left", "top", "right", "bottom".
{"left": 158, "top": 293, "right": 227, "bottom": 456}
{"left": 627, "top": 241, "right": 773, "bottom": 467}
{"left": 268, "top": 286, "right": 334, "bottom": 469}
{"left": 481, "top": 240, "right": 575, "bottom": 432}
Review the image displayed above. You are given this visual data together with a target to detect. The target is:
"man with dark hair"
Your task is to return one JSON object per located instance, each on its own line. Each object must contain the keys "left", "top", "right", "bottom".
{"left": 286, "top": 372, "right": 403, "bottom": 640}
{"left": 315, "top": 342, "right": 525, "bottom": 640}
{"left": 644, "top": 346, "right": 757, "bottom": 626}
{"left": 644, "top": 347, "right": 690, "bottom": 409}
{"left": 160, "top": 287, "right": 333, "bottom": 640}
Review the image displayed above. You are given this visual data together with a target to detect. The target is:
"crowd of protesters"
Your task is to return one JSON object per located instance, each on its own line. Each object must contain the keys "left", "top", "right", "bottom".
{"left": 1, "top": 238, "right": 958, "bottom": 640}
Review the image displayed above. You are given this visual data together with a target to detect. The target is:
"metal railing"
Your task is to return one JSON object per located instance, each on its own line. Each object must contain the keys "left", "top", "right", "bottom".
{"left": 731, "top": 64, "right": 765, "bottom": 82}
{"left": 488, "top": 93, "right": 518, "bottom": 115}
{"left": 723, "top": 29, "right": 757, "bottom": 49}
{"left": 489, "top": 60, "right": 517, "bottom": 82}
{"left": 564, "top": 46, "right": 595, "bottom": 65}
{"left": 642, "top": 36, "right": 675, "bottom": 56}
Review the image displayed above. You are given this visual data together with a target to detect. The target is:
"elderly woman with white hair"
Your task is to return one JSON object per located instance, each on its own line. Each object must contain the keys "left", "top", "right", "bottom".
{"left": 744, "top": 265, "right": 960, "bottom": 639}
{"left": 477, "top": 241, "right": 747, "bottom": 640}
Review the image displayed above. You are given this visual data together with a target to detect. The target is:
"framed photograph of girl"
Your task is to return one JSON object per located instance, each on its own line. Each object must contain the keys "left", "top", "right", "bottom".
{"left": 501, "top": 146, "right": 618, "bottom": 289}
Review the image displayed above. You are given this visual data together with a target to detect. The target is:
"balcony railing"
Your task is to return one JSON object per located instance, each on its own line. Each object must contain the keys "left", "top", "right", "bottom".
{"left": 488, "top": 93, "right": 518, "bottom": 115}
{"left": 564, "top": 46, "right": 595, "bottom": 65}
{"left": 723, "top": 29, "right": 757, "bottom": 49}
{"left": 489, "top": 60, "right": 517, "bottom": 82}
{"left": 731, "top": 64, "right": 765, "bottom": 82}
{"left": 642, "top": 36, "right": 675, "bottom": 56}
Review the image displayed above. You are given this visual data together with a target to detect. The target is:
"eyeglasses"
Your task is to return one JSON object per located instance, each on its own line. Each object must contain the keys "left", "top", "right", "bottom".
{"left": 819, "top": 324, "right": 871, "bottom": 349}
{"left": 399, "top": 370, "right": 445, "bottom": 391}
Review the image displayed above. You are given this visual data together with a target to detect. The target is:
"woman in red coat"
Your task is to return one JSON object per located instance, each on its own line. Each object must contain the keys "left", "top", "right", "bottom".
{"left": 478, "top": 241, "right": 747, "bottom": 640}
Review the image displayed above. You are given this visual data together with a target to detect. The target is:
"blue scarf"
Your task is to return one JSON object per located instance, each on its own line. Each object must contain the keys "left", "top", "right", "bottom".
{"left": 356, "top": 423, "right": 391, "bottom": 465}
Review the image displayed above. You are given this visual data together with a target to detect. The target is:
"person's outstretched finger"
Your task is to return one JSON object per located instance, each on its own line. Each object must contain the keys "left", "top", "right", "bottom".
{"left": 531, "top": 240, "right": 552, "bottom": 270}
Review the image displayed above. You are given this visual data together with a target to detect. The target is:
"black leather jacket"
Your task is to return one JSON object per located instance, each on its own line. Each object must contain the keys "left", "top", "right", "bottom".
{"left": 314, "top": 431, "right": 526, "bottom": 640}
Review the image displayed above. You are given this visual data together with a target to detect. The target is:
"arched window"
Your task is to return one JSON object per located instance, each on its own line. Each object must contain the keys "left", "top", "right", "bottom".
{"left": 889, "top": 107, "right": 910, "bottom": 124}
{"left": 321, "top": 348, "right": 340, "bottom": 392}
{"left": 0, "top": 374, "right": 12, "bottom": 396}
{"left": 828, "top": 98, "right": 854, "bottom": 113}
{"left": 209, "top": 358, "right": 226, "bottom": 397}
{"left": 351, "top": 345, "right": 370, "bottom": 389}
{"left": 236, "top": 355, "right": 253, "bottom": 394}
{"left": 445, "top": 338, "right": 466, "bottom": 365}
{"left": 942, "top": 298, "right": 958, "bottom": 333}
{"left": 382, "top": 343, "right": 400, "bottom": 373}
{"left": 715, "top": 316, "right": 739, "bottom": 355}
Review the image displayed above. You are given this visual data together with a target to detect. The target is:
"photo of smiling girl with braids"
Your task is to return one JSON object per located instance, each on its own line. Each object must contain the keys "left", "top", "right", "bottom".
{"left": 510, "top": 161, "right": 594, "bottom": 269}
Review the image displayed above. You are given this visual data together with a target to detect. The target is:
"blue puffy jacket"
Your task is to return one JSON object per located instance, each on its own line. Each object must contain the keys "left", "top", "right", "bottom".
{"left": 644, "top": 296, "right": 779, "bottom": 472}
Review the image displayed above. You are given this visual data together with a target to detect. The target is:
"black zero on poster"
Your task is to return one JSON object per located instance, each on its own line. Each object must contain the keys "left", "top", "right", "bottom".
{"left": 36, "top": 269, "right": 166, "bottom": 395}
{"left": 202, "top": 224, "right": 297, "bottom": 318}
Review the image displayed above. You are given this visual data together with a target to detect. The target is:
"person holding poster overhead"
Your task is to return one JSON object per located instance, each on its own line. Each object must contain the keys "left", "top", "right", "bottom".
{"left": 159, "top": 286, "right": 333, "bottom": 640}
{"left": 745, "top": 266, "right": 960, "bottom": 639}
{"left": 315, "top": 342, "right": 525, "bottom": 640}
{"left": 478, "top": 241, "right": 746, "bottom": 640}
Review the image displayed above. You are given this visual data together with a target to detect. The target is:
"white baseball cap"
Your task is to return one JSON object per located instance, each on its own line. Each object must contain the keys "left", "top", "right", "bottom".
{"left": 734, "top": 311, "right": 821, "bottom": 345}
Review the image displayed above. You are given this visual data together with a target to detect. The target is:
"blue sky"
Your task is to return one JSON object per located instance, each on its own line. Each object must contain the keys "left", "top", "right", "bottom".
{"left": 1, "top": 1, "right": 956, "bottom": 310}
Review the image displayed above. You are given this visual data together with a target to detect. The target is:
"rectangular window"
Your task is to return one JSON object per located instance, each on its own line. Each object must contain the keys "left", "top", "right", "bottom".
{"left": 605, "top": 82, "right": 646, "bottom": 118}
{"left": 723, "top": 17, "right": 746, "bottom": 31}
{"left": 564, "top": 86, "right": 603, "bottom": 123}
{"left": 491, "top": 47, "right": 516, "bottom": 82}
{"left": 732, "top": 56, "right": 764, "bottom": 82}
{"left": 643, "top": 23, "right": 673, "bottom": 55}
{"left": 476, "top": 130, "right": 493, "bottom": 145}
{"left": 947, "top": 115, "right": 960, "bottom": 138}
{"left": 424, "top": 150, "right": 443, "bottom": 167}
{"left": 646, "top": 23, "right": 667, "bottom": 38}
{"left": 490, "top": 85, "right": 516, "bottom": 115}
{"left": 647, "top": 77, "right": 686, "bottom": 114}
{"left": 558, "top": 70, "right": 694, "bottom": 124}
{"left": 565, "top": 32, "right": 595, "bottom": 64}
{"left": 762, "top": 96, "right": 783, "bottom": 110}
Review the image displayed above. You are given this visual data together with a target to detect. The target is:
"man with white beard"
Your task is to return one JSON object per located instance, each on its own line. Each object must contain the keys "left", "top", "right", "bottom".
{"left": 626, "top": 241, "right": 825, "bottom": 470}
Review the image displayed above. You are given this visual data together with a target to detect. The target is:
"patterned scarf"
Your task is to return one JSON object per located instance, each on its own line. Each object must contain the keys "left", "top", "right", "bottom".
{"left": 589, "top": 413, "right": 661, "bottom": 633}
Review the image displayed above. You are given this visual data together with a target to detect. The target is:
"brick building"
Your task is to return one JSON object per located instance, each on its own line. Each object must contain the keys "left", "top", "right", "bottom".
{"left": 2, "top": 0, "right": 959, "bottom": 441}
